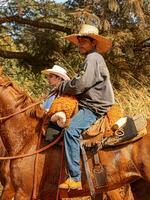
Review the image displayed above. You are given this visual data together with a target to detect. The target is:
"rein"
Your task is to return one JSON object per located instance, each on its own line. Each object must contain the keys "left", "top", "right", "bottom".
{"left": 0, "top": 78, "right": 64, "bottom": 200}
{"left": 0, "top": 101, "right": 42, "bottom": 122}
{"left": 0, "top": 131, "right": 63, "bottom": 160}
{"left": 0, "top": 79, "right": 43, "bottom": 122}
{"left": 0, "top": 79, "right": 62, "bottom": 160}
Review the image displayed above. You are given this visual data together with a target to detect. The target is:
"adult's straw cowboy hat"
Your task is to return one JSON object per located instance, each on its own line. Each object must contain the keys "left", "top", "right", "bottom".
{"left": 64, "top": 24, "right": 112, "bottom": 53}
{"left": 42, "top": 65, "right": 70, "bottom": 81}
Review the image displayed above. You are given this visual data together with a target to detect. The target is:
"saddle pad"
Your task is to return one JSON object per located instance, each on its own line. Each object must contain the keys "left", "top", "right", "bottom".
{"left": 102, "top": 115, "right": 147, "bottom": 148}
{"left": 102, "top": 127, "right": 147, "bottom": 148}
{"left": 81, "top": 115, "right": 147, "bottom": 149}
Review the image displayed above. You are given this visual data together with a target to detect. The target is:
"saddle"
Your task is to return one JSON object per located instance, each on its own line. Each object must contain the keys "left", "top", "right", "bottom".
{"left": 79, "top": 105, "right": 147, "bottom": 196}
{"left": 81, "top": 105, "right": 147, "bottom": 149}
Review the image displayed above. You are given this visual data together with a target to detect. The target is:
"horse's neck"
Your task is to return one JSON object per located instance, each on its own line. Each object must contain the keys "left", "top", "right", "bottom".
{"left": 1, "top": 114, "right": 40, "bottom": 155}
{"left": 0, "top": 84, "right": 40, "bottom": 155}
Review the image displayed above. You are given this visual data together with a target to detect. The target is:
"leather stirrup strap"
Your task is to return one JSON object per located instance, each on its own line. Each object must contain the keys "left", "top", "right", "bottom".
{"left": 80, "top": 142, "right": 96, "bottom": 198}
{"left": 94, "top": 153, "right": 100, "bottom": 165}
{"left": 56, "top": 141, "right": 65, "bottom": 200}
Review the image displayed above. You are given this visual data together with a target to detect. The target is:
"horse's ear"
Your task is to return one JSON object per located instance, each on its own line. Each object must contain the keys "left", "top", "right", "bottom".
{"left": 0, "top": 68, "right": 3, "bottom": 75}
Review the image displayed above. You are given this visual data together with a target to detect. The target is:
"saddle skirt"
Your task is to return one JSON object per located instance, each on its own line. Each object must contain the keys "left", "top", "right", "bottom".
{"left": 82, "top": 104, "right": 124, "bottom": 137}
{"left": 81, "top": 105, "right": 147, "bottom": 149}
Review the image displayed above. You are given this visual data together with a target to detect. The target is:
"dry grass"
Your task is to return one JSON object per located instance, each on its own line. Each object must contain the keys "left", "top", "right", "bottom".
{"left": 112, "top": 73, "right": 150, "bottom": 118}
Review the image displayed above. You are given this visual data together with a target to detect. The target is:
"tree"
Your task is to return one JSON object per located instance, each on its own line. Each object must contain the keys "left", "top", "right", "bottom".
{"left": 0, "top": 0, "right": 74, "bottom": 96}
{"left": 0, "top": 0, "right": 72, "bottom": 67}
{"left": 0, "top": 0, "right": 149, "bottom": 116}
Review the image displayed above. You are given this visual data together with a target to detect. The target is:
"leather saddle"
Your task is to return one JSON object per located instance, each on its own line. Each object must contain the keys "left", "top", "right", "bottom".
{"left": 81, "top": 105, "right": 147, "bottom": 149}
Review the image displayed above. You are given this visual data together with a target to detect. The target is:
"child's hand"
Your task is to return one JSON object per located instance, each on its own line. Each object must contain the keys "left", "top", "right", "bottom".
{"left": 51, "top": 111, "right": 67, "bottom": 128}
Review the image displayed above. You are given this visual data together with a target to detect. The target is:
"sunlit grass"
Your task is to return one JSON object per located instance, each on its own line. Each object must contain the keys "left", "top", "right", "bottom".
{"left": 112, "top": 73, "right": 150, "bottom": 118}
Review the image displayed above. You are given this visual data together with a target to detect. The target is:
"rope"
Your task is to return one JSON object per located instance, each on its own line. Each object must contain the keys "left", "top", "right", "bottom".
{"left": 0, "top": 131, "right": 63, "bottom": 160}
{"left": 32, "top": 128, "right": 43, "bottom": 200}
{"left": 0, "top": 79, "right": 65, "bottom": 200}
{"left": 0, "top": 101, "right": 42, "bottom": 122}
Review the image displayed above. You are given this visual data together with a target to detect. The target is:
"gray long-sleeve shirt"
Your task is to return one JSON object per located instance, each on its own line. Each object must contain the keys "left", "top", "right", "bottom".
{"left": 59, "top": 51, "right": 115, "bottom": 116}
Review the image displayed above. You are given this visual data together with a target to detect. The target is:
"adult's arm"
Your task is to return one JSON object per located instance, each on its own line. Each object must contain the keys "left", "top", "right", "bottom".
{"left": 59, "top": 56, "right": 105, "bottom": 95}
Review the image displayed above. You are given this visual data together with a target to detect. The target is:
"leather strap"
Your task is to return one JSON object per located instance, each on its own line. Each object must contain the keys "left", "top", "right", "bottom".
{"left": 80, "top": 142, "right": 96, "bottom": 198}
{"left": 94, "top": 152, "right": 100, "bottom": 165}
{"left": 0, "top": 131, "right": 64, "bottom": 160}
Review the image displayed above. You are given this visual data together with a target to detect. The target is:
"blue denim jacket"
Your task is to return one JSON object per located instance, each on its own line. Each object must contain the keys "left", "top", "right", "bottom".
{"left": 42, "top": 92, "right": 56, "bottom": 111}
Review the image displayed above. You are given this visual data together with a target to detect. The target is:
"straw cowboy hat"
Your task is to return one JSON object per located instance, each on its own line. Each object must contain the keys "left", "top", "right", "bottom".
{"left": 64, "top": 24, "right": 112, "bottom": 53}
{"left": 42, "top": 65, "right": 70, "bottom": 81}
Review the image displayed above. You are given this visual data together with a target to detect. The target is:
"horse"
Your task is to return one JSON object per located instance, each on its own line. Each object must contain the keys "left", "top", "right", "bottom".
{"left": 0, "top": 139, "right": 144, "bottom": 200}
{"left": 0, "top": 69, "right": 149, "bottom": 200}
{"left": 0, "top": 138, "right": 136, "bottom": 200}
{"left": 0, "top": 137, "right": 14, "bottom": 200}
{"left": 103, "top": 178, "right": 150, "bottom": 200}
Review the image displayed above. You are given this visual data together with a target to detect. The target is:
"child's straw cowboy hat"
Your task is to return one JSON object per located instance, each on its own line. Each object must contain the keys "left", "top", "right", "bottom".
{"left": 64, "top": 24, "right": 112, "bottom": 53}
{"left": 42, "top": 65, "right": 70, "bottom": 81}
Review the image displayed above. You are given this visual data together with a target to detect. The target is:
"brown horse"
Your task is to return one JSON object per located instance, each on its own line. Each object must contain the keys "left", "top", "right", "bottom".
{"left": 105, "top": 179, "right": 150, "bottom": 200}
{"left": 0, "top": 70, "right": 149, "bottom": 200}
{"left": 103, "top": 179, "right": 150, "bottom": 200}
{"left": 0, "top": 138, "right": 14, "bottom": 200}
{"left": 0, "top": 140, "right": 135, "bottom": 200}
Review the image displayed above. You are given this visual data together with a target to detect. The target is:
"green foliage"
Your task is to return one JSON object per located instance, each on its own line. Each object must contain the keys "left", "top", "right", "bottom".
{"left": 2, "top": 59, "right": 49, "bottom": 98}
{"left": 0, "top": 0, "right": 71, "bottom": 67}
{"left": 0, "top": 0, "right": 149, "bottom": 117}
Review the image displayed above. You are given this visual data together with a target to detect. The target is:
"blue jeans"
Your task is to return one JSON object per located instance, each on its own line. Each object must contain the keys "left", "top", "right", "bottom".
{"left": 64, "top": 107, "right": 98, "bottom": 181}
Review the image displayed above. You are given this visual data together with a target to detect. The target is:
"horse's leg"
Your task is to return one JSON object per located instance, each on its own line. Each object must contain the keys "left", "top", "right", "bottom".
{"left": 0, "top": 182, "right": 14, "bottom": 200}
{"left": 0, "top": 137, "right": 14, "bottom": 200}
{"left": 94, "top": 193, "right": 103, "bottom": 200}
{"left": 0, "top": 160, "right": 14, "bottom": 200}
{"left": 131, "top": 179, "right": 150, "bottom": 200}
{"left": 14, "top": 189, "right": 31, "bottom": 200}
{"left": 10, "top": 158, "right": 34, "bottom": 200}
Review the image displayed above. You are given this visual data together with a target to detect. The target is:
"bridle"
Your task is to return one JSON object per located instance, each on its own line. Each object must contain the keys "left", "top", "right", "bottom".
{"left": 0, "top": 78, "right": 64, "bottom": 200}
{"left": 0, "top": 79, "right": 62, "bottom": 159}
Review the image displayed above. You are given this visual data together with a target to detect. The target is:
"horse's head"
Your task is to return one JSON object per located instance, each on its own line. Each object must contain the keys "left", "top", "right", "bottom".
{"left": 0, "top": 71, "right": 45, "bottom": 120}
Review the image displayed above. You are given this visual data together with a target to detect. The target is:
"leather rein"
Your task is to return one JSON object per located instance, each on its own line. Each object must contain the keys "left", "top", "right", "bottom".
{"left": 0, "top": 79, "right": 65, "bottom": 200}
{"left": 0, "top": 132, "right": 63, "bottom": 160}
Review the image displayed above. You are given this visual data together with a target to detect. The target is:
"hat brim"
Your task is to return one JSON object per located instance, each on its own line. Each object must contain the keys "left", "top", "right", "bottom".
{"left": 64, "top": 33, "right": 112, "bottom": 53}
{"left": 41, "top": 69, "right": 70, "bottom": 81}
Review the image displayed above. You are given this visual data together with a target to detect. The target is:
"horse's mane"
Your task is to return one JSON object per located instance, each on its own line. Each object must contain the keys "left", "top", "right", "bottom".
{"left": 0, "top": 70, "right": 45, "bottom": 119}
